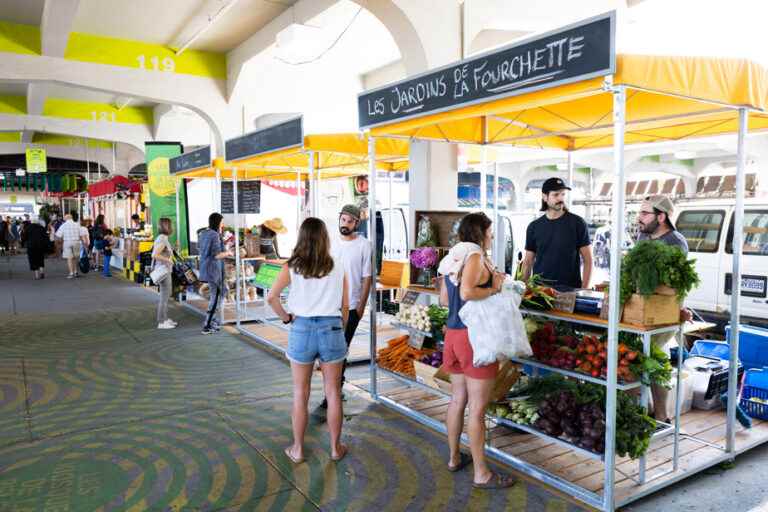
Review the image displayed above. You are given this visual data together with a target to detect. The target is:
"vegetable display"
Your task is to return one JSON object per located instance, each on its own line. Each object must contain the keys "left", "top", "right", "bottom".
{"left": 526, "top": 320, "right": 672, "bottom": 387}
{"left": 394, "top": 304, "right": 432, "bottom": 332}
{"left": 488, "top": 400, "right": 539, "bottom": 426}
{"left": 420, "top": 350, "right": 443, "bottom": 368}
{"left": 494, "top": 375, "right": 656, "bottom": 458}
{"left": 522, "top": 274, "right": 557, "bottom": 310}
{"left": 619, "top": 240, "right": 700, "bottom": 304}
{"left": 377, "top": 335, "right": 432, "bottom": 377}
{"left": 426, "top": 304, "right": 449, "bottom": 332}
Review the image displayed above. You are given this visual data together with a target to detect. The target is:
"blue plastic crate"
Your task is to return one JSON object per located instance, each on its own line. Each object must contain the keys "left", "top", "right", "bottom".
{"left": 740, "top": 368, "right": 768, "bottom": 420}
{"left": 726, "top": 324, "right": 768, "bottom": 371}
{"left": 689, "top": 340, "right": 731, "bottom": 361}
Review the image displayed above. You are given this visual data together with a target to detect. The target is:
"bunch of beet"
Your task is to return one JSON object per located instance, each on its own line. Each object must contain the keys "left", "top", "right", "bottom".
{"left": 533, "top": 390, "right": 606, "bottom": 454}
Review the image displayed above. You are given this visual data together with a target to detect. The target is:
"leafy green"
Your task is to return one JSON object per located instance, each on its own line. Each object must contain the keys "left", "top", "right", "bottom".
{"left": 619, "top": 240, "right": 700, "bottom": 304}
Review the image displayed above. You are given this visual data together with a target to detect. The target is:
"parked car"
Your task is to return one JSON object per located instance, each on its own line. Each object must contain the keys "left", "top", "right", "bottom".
{"left": 673, "top": 199, "right": 768, "bottom": 329}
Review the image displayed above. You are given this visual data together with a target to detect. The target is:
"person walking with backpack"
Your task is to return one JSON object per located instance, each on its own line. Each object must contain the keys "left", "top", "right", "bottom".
{"left": 267, "top": 217, "right": 350, "bottom": 464}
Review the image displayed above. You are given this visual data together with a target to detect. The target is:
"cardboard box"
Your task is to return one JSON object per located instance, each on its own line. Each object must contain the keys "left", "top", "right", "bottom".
{"left": 413, "top": 360, "right": 442, "bottom": 389}
{"left": 622, "top": 293, "right": 680, "bottom": 326}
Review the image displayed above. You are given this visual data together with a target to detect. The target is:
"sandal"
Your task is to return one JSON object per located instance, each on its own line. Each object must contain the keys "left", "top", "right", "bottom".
{"left": 330, "top": 444, "right": 348, "bottom": 462}
{"left": 447, "top": 453, "right": 472, "bottom": 472}
{"left": 284, "top": 447, "right": 304, "bottom": 464}
{"left": 472, "top": 472, "right": 516, "bottom": 489}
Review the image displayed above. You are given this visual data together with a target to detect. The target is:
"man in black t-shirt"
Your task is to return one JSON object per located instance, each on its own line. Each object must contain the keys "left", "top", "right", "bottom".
{"left": 521, "top": 177, "right": 592, "bottom": 289}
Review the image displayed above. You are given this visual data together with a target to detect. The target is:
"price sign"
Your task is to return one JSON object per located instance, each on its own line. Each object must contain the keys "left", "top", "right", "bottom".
{"left": 408, "top": 330, "right": 426, "bottom": 349}
{"left": 400, "top": 291, "right": 420, "bottom": 306}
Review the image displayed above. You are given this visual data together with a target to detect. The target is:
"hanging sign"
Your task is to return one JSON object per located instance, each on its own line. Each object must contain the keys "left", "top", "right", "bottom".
{"left": 225, "top": 117, "right": 303, "bottom": 162}
{"left": 221, "top": 181, "right": 261, "bottom": 214}
{"left": 170, "top": 145, "right": 211, "bottom": 174}
{"left": 358, "top": 11, "right": 615, "bottom": 129}
{"left": 25, "top": 148, "right": 47, "bottom": 173}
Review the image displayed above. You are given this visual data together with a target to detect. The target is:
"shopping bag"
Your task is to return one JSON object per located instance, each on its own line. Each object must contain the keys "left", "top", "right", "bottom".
{"left": 78, "top": 247, "right": 91, "bottom": 274}
{"left": 459, "top": 280, "right": 531, "bottom": 366}
{"left": 150, "top": 264, "right": 169, "bottom": 285}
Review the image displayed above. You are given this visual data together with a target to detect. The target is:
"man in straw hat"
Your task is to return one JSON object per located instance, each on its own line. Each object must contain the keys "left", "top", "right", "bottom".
{"left": 314, "top": 204, "right": 372, "bottom": 419}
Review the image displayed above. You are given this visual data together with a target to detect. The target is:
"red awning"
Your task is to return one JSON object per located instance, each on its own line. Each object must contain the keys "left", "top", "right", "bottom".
{"left": 87, "top": 176, "right": 143, "bottom": 197}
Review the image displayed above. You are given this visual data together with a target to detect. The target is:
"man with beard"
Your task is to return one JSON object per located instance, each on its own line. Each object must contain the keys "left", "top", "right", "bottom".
{"left": 521, "top": 177, "right": 592, "bottom": 289}
{"left": 636, "top": 195, "right": 688, "bottom": 253}
{"left": 637, "top": 194, "right": 693, "bottom": 421}
{"left": 315, "top": 204, "right": 372, "bottom": 418}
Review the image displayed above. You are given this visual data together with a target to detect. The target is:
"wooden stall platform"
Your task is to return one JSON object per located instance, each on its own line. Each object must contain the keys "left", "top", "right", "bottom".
{"left": 377, "top": 374, "right": 768, "bottom": 509}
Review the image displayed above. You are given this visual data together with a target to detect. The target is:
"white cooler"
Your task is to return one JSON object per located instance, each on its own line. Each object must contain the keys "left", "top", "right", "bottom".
{"left": 684, "top": 356, "right": 731, "bottom": 410}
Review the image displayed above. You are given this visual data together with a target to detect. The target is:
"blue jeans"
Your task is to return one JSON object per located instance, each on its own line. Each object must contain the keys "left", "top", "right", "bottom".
{"left": 287, "top": 316, "right": 347, "bottom": 365}
{"left": 103, "top": 254, "right": 112, "bottom": 276}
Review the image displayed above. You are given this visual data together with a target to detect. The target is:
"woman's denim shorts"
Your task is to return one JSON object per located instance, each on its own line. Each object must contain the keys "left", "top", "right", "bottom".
{"left": 287, "top": 316, "right": 348, "bottom": 365}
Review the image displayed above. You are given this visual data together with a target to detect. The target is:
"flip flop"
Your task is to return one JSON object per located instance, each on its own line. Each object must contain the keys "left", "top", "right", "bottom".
{"left": 447, "top": 453, "right": 473, "bottom": 472}
{"left": 284, "top": 447, "right": 304, "bottom": 465}
{"left": 472, "top": 472, "right": 517, "bottom": 490}
{"left": 330, "top": 444, "right": 348, "bottom": 462}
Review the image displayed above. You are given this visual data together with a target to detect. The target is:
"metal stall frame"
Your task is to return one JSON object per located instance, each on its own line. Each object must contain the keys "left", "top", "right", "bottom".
{"left": 362, "top": 56, "right": 765, "bottom": 510}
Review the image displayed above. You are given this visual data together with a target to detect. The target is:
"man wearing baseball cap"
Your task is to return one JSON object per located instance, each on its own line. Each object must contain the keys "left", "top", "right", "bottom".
{"left": 637, "top": 195, "right": 688, "bottom": 254}
{"left": 315, "top": 204, "right": 372, "bottom": 418}
{"left": 521, "top": 177, "right": 592, "bottom": 289}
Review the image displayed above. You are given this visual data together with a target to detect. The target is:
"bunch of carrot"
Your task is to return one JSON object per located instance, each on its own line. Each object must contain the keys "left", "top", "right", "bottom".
{"left": 377, "top": 335, "right": 431, "bottom": 377}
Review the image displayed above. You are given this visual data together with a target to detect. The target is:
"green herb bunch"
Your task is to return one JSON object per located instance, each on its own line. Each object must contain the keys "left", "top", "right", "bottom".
{"left": 619, "top": 240, "right": 700, "bottom": 304}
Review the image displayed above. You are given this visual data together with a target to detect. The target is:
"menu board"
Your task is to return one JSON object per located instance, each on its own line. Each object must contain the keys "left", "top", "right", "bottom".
{"left": 221, "top": 181, "right": 261, "bottom": 214}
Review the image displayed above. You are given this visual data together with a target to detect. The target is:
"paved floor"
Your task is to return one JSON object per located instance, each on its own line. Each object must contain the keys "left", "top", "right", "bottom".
{"left": 0, "top": 254, "right": 588, "bottom": 512}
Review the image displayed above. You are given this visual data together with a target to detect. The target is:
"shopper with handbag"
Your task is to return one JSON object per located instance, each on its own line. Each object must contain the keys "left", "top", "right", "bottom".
{"left": 267, "top": 217, "right": 350, "bottom": 464}
{"left": 152, "top": 218, "right": 176, "bottom": 329}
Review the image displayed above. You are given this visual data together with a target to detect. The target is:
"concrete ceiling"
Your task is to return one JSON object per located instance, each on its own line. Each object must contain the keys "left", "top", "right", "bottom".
{"left": 72, "top": 0, "right": 298, "bottom": 52}
{"left": 0, "top": 0, "right": 45, "bottom": 25}
{"left": 43, "top": 83, "right": 154, "bottom": 107}
{"left": 0, "top": 83, "right": 27, "bottom": 95}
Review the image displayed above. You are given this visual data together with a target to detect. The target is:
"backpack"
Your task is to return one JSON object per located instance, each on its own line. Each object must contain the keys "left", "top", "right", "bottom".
{"left": 78, "top": 247, "right": 91, "bottom": 274}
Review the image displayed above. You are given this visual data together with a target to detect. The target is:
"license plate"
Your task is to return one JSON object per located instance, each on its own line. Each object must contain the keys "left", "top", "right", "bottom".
{"left": 725, "top": 274, "right": 767, "bottom": 298}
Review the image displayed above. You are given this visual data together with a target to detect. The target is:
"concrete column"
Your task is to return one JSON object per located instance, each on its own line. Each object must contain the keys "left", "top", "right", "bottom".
{"left": 408, "top": 140, "right": 458, "bottom": 246}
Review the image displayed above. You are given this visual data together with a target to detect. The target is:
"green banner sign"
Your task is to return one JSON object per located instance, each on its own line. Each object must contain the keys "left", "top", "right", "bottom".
{"left": 25, "top": 148, "right": 47, "bottom": 173}
{"left": 145, "top": 142, "right": 188, "bottom": 253}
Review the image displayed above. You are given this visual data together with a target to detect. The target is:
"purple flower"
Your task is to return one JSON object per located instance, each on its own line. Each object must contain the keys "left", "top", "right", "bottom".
{"left": 410, "top": 247, "right": 438, "bottom": 269}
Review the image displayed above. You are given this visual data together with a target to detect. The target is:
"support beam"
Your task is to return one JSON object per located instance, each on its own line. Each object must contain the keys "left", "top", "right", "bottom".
{"left": 22, "top": 83, "right": 48, "bottom": 143}
{"left": 41, "top": 0, "right": 80, "bottom": 57}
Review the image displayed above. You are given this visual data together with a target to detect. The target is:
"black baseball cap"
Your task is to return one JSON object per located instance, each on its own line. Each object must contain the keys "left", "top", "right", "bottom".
{"left": 542, "top": 177, "right": 572, "bottom": 194}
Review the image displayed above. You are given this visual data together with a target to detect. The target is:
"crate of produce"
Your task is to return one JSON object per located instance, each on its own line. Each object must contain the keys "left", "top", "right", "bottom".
{"left": 740, "top": 368, "right": 768, "bottom": 420}
{"left": 726, "top": 324, "right": 768, "bottom": 371}
{"left": 621, "top": 293, "right": 680, "bottom": 326}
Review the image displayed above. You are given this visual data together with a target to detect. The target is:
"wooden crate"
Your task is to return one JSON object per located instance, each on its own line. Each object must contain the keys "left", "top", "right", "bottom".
{"left": 413, "top": 360, "right": 521, "bottom": 400}
{"left": 622, "top": 293, "right": 680, "bottom": 326}
{"left": 380, "top": 259, "right": 410, "bottom": 288}
{"left": 414, "top": 210, "right": 466, "bottom": 248}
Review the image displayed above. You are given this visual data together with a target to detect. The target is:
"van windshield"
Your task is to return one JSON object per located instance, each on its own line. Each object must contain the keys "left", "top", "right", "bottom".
{"left": 676, "top": 210, "right": 725, "bottom": 253}
{"left": 726, "top": 210, "right": 768, "bottom": 256}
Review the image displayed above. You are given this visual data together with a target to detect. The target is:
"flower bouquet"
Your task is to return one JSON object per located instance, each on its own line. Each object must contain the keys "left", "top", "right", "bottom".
{"left": 410, "top": 247, "right": 438, "bottom": 287}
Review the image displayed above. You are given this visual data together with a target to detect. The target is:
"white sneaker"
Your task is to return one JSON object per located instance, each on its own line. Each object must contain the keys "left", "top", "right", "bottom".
{"left": 67, "top": 274, "right": 75, "bottom": 279}
{"left": 167, "top": 319, "right": 178, "bottom": 327}
{"left": 157, "top": 320, "right": 176, "bottom": 330}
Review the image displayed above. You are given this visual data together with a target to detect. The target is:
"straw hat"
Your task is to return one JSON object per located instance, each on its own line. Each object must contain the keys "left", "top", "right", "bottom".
{"left": 262, "top": 217, "right": 288, "bottom": 234}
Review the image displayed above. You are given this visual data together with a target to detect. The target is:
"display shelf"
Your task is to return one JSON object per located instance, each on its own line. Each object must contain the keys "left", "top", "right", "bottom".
{"left": 378, "top": 365, "right": 450, "bottom": 399}
{"left": 511, "top": 356, "right": 642, "bottom": 391}
{"left": 390, "top": 321, "right": 432, "bottom": 339}
{"left": 406, "top": 285, "right": 439, "bottom": 296}
{"left": 490, "top": 416, "right": 605, "bottom": 461}
{"left": 520, "top": 308, "right": 681, "bottom": 336}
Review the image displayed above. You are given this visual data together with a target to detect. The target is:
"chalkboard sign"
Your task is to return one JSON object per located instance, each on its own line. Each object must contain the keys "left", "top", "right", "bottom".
{"left": 221, "top": 181, "right": 261, "bottom": 214}
{"left": 226, "top": 117, "right": 303, "bottom": 162}
{"left": 170, "top": 146, "right": 211, "bottom": 174}
{"left": 358, "top": 12, "right": 615, "bottom": 129}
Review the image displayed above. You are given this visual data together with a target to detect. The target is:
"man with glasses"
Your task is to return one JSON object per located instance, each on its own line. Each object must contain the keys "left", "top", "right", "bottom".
{"left": 637, "top": 194, "right": 691, "bottom": 422}
{"left": 637, "top": 195, "right": 688, "bottom": 254}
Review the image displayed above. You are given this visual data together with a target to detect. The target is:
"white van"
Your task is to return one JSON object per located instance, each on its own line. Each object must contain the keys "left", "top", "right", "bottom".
{"left": 673, "top": 199, "right": 768, "bottom": 328}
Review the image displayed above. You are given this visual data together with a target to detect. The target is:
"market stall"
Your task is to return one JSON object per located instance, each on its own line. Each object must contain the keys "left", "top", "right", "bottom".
{"left": 87, "top": 175, "right": 144, "bottom": 271}
{"left": 357, "top": 11, "right": 768, "bottom": 511}
{"left": 210, "top": 118, "right": 411, "bottom": 361}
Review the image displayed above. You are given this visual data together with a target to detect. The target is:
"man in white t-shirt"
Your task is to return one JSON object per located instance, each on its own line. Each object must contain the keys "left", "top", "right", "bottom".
{"left": 55, "top": 212, "right": 88, "bottom": 278}
{"left": 316, "top": 204, "right": 372, "bottom": 415}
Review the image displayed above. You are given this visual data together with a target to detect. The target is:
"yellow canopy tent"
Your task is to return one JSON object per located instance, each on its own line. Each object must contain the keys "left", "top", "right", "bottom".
{"left": 371, "top": 54, "right": 768, "bottom": 150}
{"left": 363, "top": 52, "right": 768, "bottom": 512}
{"left": 175, "top": 134, "right": 409, "bottom": 180}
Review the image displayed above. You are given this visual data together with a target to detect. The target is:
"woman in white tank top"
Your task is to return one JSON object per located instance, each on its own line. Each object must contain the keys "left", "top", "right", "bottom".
{"left": 267, "top": 218, "right": 349, "bottom": 464}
